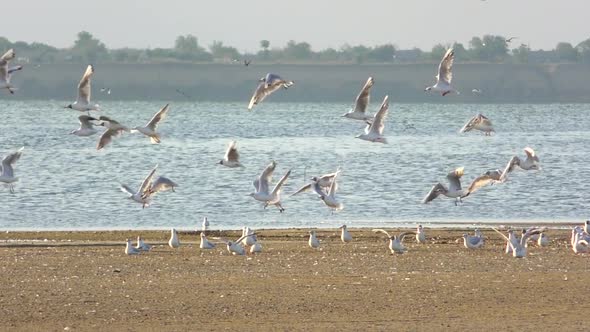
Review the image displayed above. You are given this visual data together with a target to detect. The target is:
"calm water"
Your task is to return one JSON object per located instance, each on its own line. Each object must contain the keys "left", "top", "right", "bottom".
{"left": 0, "top": 100, "right": 589, "bottom": 230}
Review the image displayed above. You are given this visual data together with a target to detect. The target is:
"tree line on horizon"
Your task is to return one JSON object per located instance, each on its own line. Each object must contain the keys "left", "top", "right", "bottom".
{"left": 1, "top": 31, "right": 590, "bottom": 65}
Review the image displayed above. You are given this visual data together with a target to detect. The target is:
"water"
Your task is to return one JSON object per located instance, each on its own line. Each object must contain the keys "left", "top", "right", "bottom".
{"left": 0, "top": 100, "right": 589, "bottom": 230}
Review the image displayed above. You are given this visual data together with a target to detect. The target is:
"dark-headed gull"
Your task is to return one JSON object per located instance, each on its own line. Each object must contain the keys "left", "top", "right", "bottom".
{"left": 247, "top": 73, "right": 294, "bottom": 110}
{"left": 249, "top": 161, "right": 291, "bottom": 212}
{"left": 120, "top": 164, "right": 158, "bottom": 208}
{"left": 356, "top": 95, "right": 389, "bottom": 143}
{"left": 65, "top": 65, "right": 101, "bottom": 113}
{"left": 425, "top": 48, "right": 459, "bottom": 96}
{"left": 0, "top": 147, "right": 24, "bottom": 193}
{"left": 499, "top": 147, "right": 540, "bottom": 182}
{"left": 312, "top": 169, "right": 343, "bottom": 212}
{"left": 219, "top": 140, "right": 242, "bottom": 168}
{"left": 132, "top": 104, "right": 170, "bottom": 144}
{"left": 460, "top": 114, "right": 494, "bottom": 136}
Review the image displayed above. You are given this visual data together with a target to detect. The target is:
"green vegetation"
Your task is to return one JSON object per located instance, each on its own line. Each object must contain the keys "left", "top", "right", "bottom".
{"left": 3, "top": 31, "right": 590, "bottom": 65}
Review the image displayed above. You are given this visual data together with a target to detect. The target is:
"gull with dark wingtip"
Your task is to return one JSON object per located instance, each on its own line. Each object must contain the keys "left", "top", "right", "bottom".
{"left": 425, "top": 48, "right": 459, "bottom": 96}
{"left": 460, "top": 114, "right": 495, "bottom": 136}
{"left": 343, "top": 77, "right": 374, "bottom": 121}
{"left": 247, "top": 73, "right": 294, "bottom": 110}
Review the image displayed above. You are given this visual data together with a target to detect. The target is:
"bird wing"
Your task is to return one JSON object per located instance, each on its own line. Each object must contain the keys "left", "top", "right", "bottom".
{"left": 139, "top": 165, "right": 158, "bottom": 195}
{"left": 291, "top": 183, "right": 312, "bottom": 196}
{"left": 465, "top": 173, "right": 496, "bottom": 196}
{"left": 77, "top": 65, "right": 94, "bottom": 104}
{"left": 499, "top": 156, "right": 520, "bottom": 182}
{"left": 247, "top": 78, "right": 293, "bottom": 110}
{"left": 368, "top": 95, "right": 389, "bottom": 135}
{"left": 398, "top": 231, "right": 417, "bottom": 241}
{"left": 327, "top": 169, "right": 341, "bottom": 196}
{"left": 311, "top": 181, "right": 326, "bottom": 197}
{"left": 422, "top": 183, "right": 445, "bottom": 204}
{"left": 148, "top": 176, "right": 177, "bottom": 195}
{"left": 146, "top": 104, "right": 170, "bottom": 131}
{"left": 78, "top": 115, "right": 97, "bottom": 129}
{"left": 120, "top": 184, "right": 135, "bottom": 196}
{"left": 521, "top": 227, "right": 546, "bottom": 246}
{"left": 271, "top": 169, "right": 291, "bottom": 196}
{"left": 436, "top": 48, "right": 454, "bottom": 84}
{"left": 372, "top": 229, "right": 392, "bottom": 238}
{"left": 257, "top": 161, "right": 276, "bottom": 194}
{"left": 0, "top": 49, "right": 15, "bottom": 83}
{"left": 225, "top": 140, "right": 240, "bottom": 162}
{"left": 478, "top": 114, "right": 493, "bottom": 127}
{"left": 446, "top": 167, "right": 464, "bottom": 192}
{"left": 491, "top": 227, "right": 510, "bottom": 242}
{"left": 459, "top": 115, "right": 478, "bottom": 133}
{"left": 235, "top": 232, "right": 257, "bottom": 245}
{"left": 524, "top": 147, "right": 539, "bottom": 162}
{"left": 96, "top": 128, "right": 124, "bottom": 150}
{"left": 353, "top": 77, "right": 374, "bottom": 114}
{"left": 1, "top": 147, "right": 24, "bottom": 178}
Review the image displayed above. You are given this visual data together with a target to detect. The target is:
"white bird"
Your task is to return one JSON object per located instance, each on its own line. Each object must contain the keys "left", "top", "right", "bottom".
{"left": 65, "top": 65, "right": 100, "bottom": 113}
{"left": 290, "top": 170, "right": 339, "bottom": 197}
{"left": 572, "top": 230, "right": 589, "bottom": 254}
{"left": 356, "top": 95, "right": 389, "bottom": 143}
{"left": 199, "top": 232, "right": 216, "bottom": 249}
{"left": 0, "top": 49, "right": 23, "bottom": 94}
{"left": 71, "top": 115, "right": 99, "bottom": 136}
{"left": 373, "top": 229, "right": 416, "bottom": 254}
{"left": 425, "top": 48, "right": 459, "bottom": 96}
{"left": 339, "top": 225, "right": 353, "bottom": 243}
{"left": 504, "top": 230, "right": 520, "bottom": 254}
{"left": 249, "top": 161, "right": 291, "bottom": 212}
{"left": 225, "top": 232, "right": 256, "bottom": 255}
{"left": 312, "top": 169, "right": 343, "bottom": 212}
{"left": 250, "top": 242, "right": 263, "bottom": 254}
{"left": 571, "top": 227, "right": 590, "bottom": 249}
{"left": 241, "top": 227, "right": 257, "bottom": 246}
{"left": 423, "top": 167, "right": 468, "bottom": 205}
{"left": 342, "top": 77, "right": 374, "bottom": 120}
{"left": 135, "top": 236, "right": 152, "bottom": 251}
{"left": 247, "top": 73, "right": 294, "bottom": 110}
{"left": 308, "top": 230, "right": 320, "bottom": 249}
{"left": 96, "top": 116, "right": 130, "bottom": 150}
{"left": 0, "top": 147, "right": 24, "bottom": 193}
{"left": 125, "top": 239, "right": 141, "bottom": 255}
{"left": 493, "top": 227, "right": 545, "bottom": 258}
{"left": 461, "top": 169, "right": 504, "bottom": 199}
{"left": 219, "top": 140, "right": 242, "bottom": 168}
{"left": 416, "top": 225, "right": 427, "bottom": 244}
{"left": 143, "top": 176, "right": 178, "bottom": 199}
{"left": 202, "top": 217, "right": 210, "bottom": 232}
{"left": 537, "top": 233, "right": 549, "bottom": 247}
{"left": 499, "top": 147, "right": 540, "bottom": 182}
{"left": 460, "top": 114, "right": 495, "bottom": 136}
{"left": 168, "top": 228, "right": 180, "bottom": 249}
{"left": 132, "top": 104, "right": 170, "bottom": 144}
{"left": 120, "top": 164, "right": 158, "bottom": 208}
{"left": 462, "top": 230, "right": 484, "bottom": 249}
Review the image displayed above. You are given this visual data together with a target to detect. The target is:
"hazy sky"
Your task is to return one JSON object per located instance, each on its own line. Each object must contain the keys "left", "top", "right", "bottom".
{"left": 4, "top": 0, "right": 588, "bottom": 52}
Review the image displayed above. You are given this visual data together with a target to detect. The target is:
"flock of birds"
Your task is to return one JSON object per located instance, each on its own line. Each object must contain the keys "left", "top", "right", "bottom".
{"left": 124, "top": 218, "right": 590, "bottom": 259}
{"left": 0, "top": 46, "right": 582, "bottom": 260}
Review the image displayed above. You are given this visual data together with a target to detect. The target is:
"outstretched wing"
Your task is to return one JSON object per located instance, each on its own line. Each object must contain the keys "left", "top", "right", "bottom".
{"left": 0, "top": 49, "right": 16, "bottom": 83}
{"left": 372, "top": 229, "right": 392, "bottom": 238}
{"left": 422, "top": 183, "right": 445, "bottom": 204}
{"left": 271, "top": 169, "right": 291, "bottom": 196}
{"left": 499, "top": 156, "right": 520, "bottom": 182}
{"left": 225, "top": 140, "right": 240, "bottom": 162}
{"left": 257, "top": 161, "right": 276, "bottom": 194}
{"left": 459, "top": 115, "right": 478, "bottom": 133}
{"left": 436, "top": 48, "right": 454, "bottom": 84}
{"left": 77, "top": 65, "right": 94, "bottom": 104}
{"left": 354, "top": 77, "right": 374, "bottom": 114}
{"left": 291, "top": 183, "right": 312, "bottom": 197}
{"left": 1, "top": 147, "right": 24, "bottom": 178}
{"left": 247, "top": 77, "right": 293, "bottom": 110}
{"left": 139, "top": 165, "right": 158, "bottom": 195}
{"left": 446, "top": 167, "right": 464, "bottom": 192}
{"left": 146, "top": 104, "right": 170, "bottom": 131}
{"left": 120, "top": 184, "right": 135, "bottom": 196}
{"left": 96, "top": 128, "right": 124, "bottom": 150}
{"left": 368, "top": 95, "right": 389, "bottom": 135}
{"left": 524, "top": 147, "right": 539, "bottom": 162}
{"left": 327, "top": 169, "right": 341, "bottom": 196}
{"left": 398, "top": 231, "right": 417, "bottom": 241}
{"left": 464, "top": 173, "right": 497, "bottom": 197}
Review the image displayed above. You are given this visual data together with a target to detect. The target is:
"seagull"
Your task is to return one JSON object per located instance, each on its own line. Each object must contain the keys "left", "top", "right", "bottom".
{"left": 459, "top": 114, "right": 495, "bottom": 136}
{"left": 250, "top": 241, "right": 263, "bottom": 254}
{"left": 249, "top": 161, "right": 291, "bottom": 212}
{"left": 0, "top": 147, "right": 24, "bottom": 193}
{"left": 0, "top": 49, "right": 23, "bottom": 94}
{"left": 225, "top": 232, "right": 256, "bottom": 255}
{"left": 247, "top": 73, "right": 294, "bottom": 110}
{"left": 342, "top": 77, "right": 374, "bottom": 121}
{"left": 96, "top": 116, "right": 130, "bottom": 150}
{"left": 572, "top": 229, "right": 589, "bottom": 254}
{"left": 244, "top": 59, "right": 251, "bottom": 66}
{"left": 135, "top": 236, "right": 152, "bottom": 251}
{"left": 241, "top": 227, "right": 257, "bottom": 246}
{"left": 71, "top": 115, "right": 99, "bottom": 136}
{"left": 504, "top": 230, "right": 520, "bottom": 254}
{"left": 416, "top": 225, "right": 427, "bottom": 244}
{"left": 492, "top": 227, "right": 545, "bottom": 258}
{"left": 132, "top": 104, "right": 170, "bottom": 144}
{"left": 65, "top": 65, "right": 101, "bottom": 113}
{"left": 202, "top": 217, "right": 210, "bottom": 232}
{"left": 355, "top": 95, "right": 389, "bottom": 143}
{"left": 312, "top": 169, "right": 343, "bottom": 212}
{"left": 498, "top": 147, "right": 540, "bottom": 182}
{"left": 422, "top": 167, "right": 468, "bottom": 205}
{"left": 339, "top": 225, "right": 353, "bottom": 243}
{"left": 461, "top": 169, "right": 503, "bottom": 198}
{"left": 373, "top": 229, "right": 416, "bottom": 254}
{"left": 425, "top": 48, "right": 459, "bottom": 96}
{"left": 462, "top": 230, "right": 484, "bottom": 249}
{"left": 308, "top": 230, "right": 320, "bottom": 249}
{"left": 471, "top": 88, "right": 482, "bottom": 95}
{"left": 537, "top": 233, "right": 549, "bottom": 247}
{"left": 168, "top": 228, "right": 180, "bottom": 249}
{"left": 143, "top": 176, "right": 178, "bottom": 199}
{"left": 120, "top": 164, "right": 158, "bottom": 208}
{"left": 505, "top": 37, "right": 518, "bottom": 43}
{"left": 290, "top": 170, "right": 339, "bottom": 197}
{"left": 219, "top": 140, "right": 242, "bottom": 168}
{"left": 125, "top": 239, "right": 141, "bottom": 255}
{"left": 199, "top": 232, "right": 216, "bottom": 249}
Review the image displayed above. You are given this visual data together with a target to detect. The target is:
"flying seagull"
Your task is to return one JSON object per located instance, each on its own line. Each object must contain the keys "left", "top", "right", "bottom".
{"left": 96, "top": 116, "right": 130, "bottom": 150}
{"left": 0, "top": 147, "right": 24, "bottom": 193}
{"left": 71, "top": 115, "right": 99, "bottom": 137}
{"left": 132, "top": 104, "right": 170, "bottom": 144}
{"left": 342, "top": 77, "right": 374, "bottom": 121}
{"left": 425, "top": 48, "right": 459, "bottom": 96}
{"left": 0, "top": 49, "right": 23, "bottom": 94}
{"left": 460, "top": 114, "right": 495, "bottom": 136}
{"left": 249, "top": 161, "right": 291, "bottom": 212}
{"left": 65, "top": 65, "right": 101, "bottom": 113}
{"left": 219, "top": 140, "right": 242, "bottom": 168}
{"left": 120, "top": 164, "right": 158, "bottom": 208}
{"left": 247, "top": 73, "right": 294, "bottom": 110}
{"left": 498, "top": 147, "right": 540, "bottom": 182}
{"left": 356, "top": 95, "right": 389, "bottom": 143}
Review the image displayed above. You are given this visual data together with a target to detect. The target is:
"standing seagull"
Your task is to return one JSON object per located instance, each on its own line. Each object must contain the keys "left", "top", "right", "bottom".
{"left": 462, "top": 231, "right": 484, "bottom": 249}
{"left": 373, "top": 229, "right": 416, "bottom": 254}
{"left": 492, "top": 227, "right": 545, "bottom": 258}
{"left": 135, "top": 236, "right": 152, "bottom": 251}
{"left": 460, "top": 114, "right": 495, "bottom": 136}
{"left": 65, "top": 65, "right": 101, "bottom": 113}
{"left": 219, "top": 140, "right": 242, "bottom": 168}
{"left": 199, "top": 233, "right": 216, "bottom": 249}
{"left": 356, "top": 95, "right": 390, "bottom": 143}
{"left": 342, "top": 77, "right": 374, "bottom": 120}
{"left": 0, "top": 49, "right": 23, "bottom": 94}
{"left": 312, "top": 169, "right": 343, "bottom": 212}
{"left": 308, "top": 230, "right": 320, "bottom": 249}
{"left": 71, "top": 115, "right": 99, "bottom": 137}
{"left": 132, "top": 104, "right": 170, "bottom": 144}
{"left": 125, "top": 239, "right": 141, "bottom": 255}
{"left": 0, "top": 147, "right": 24, "bottom": 193}
{"left": 425, "top": 48, "right": 459, "bottom": 96}
{"left": 247, "top": 73, "right": 294, "bottom": 110}
{"left": 499, "top": 147, "right": 540, "bottom": 182}
{"left": 249, "top": 161, "right": 291, "bottom": 212}
{"left": 339, "top": 225, "right": 353, "bottom": 243}
{"left": 168, "top": 228, "right": 180, "bottom": 248}
{"left": 120, "top": 164, "right": 158, "bottom": 208}
{"left": 416, "top": 225, "right": 427, "bottom": 244}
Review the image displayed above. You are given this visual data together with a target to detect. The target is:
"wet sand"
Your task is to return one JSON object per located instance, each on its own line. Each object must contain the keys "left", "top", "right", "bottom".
{"left": 0, "top": 228, "right": 587, "bottom": 331}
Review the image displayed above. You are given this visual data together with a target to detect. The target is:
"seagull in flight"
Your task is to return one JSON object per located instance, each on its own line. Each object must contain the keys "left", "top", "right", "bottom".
{"left": 132, "top": 104, "right": 170, "bottom": 144}
{"left": 342, "top": 77, "right": 374, "bottom": 121}
{"left": 71, "top": 115, "right": 99, "bottom": 137}
{"left": 0, "top": 49, "right": 23, "bottom": 94}
{"left": 249, "top": 161, "right": 291, "bottom": 212}
{"left": 0, "top": 147, "right": 24, "bottom": 193}
{"left": 459, "top": 114, "right": 495, "bottom": 136}
{"left": 65, "top": 65, "right": 101, "bottom": 113}
{"left": 120, "top": 164, "right": 158, "bottom": 208}
{"left": 356, "top": 95, "right": 389, "bottom": 143}
{"left": 312, "top": 169, "right": 343, "bottom": 212}
{"left": 219, "top": 140, "right": 242, "bottom": 168}
{"left": 247, "top": 73, "right": 294, "bottom": 110}
{"left": 425, "top": 48, "right": 459, "bottom": 96}
{"left": 373, "top": 229, "right": 416, "bottom": 254}
{"left": 291, "top": 170, "right": 339, "bottom": 197}
{"left": 498, "top": 147, "right": 540, "bottom": 182}
{"left": 96, "top": 116, "right": 130, "bottom": 150}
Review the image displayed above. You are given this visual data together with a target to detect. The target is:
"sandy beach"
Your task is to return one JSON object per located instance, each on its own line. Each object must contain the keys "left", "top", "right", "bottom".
{"left": 0, "top": 228, "right": 587, "bottom": 331}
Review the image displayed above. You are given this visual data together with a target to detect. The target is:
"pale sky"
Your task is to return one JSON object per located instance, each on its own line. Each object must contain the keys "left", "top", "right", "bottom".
{"left": 4, "top": 0, "right": 588, "bottom": 52}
